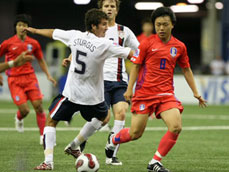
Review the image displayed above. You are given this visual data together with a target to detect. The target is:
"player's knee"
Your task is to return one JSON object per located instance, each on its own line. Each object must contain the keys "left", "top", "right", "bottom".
{"left": 130, "top": 130, "right": 143, "bottom": 140}
{"left": 114, "top": 111, "right": 126, "bottom": 121}
{"left": 46, "top": 117, "right": 57, "bottom": 127}
{"left": 170, "top": 124, "right": 182, "bottom": 134}
{"left": 20, "top": 108, "right": 30, "bottom": 117}
{"left": 34, "top": 104, "right": 43, "bottom": 113}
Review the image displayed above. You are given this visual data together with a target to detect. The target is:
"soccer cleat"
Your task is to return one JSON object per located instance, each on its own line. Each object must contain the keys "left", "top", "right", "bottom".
{"left": 15, "top": 116, "right": 24, "bottom": 132}
{"left": 147, "top": 162, "right": 170, "bottom": 172}
{"left": 64, "top": 145, "right": 81, "bottom": 159}
{"left": 106, "top": 157, "right": 123, "bottom": 166}
{"left": 34, "top": 162, "right": 53, "bottom": 170}
{"left": 105, "top": 132, "right": 116, "bottom": 159}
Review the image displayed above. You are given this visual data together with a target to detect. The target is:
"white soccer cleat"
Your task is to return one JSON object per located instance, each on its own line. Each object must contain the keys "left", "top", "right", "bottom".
{"left": 106, "top": 157, "right": 123, "bottom": 166}
{"left": 15, "top": 115, "right": 24, "bottom": 133}
{"left": 34, "top": 162, "right": 54, "bottom": 170}
{"left": 105, "top": 132, "right": 117, "bottom": 159}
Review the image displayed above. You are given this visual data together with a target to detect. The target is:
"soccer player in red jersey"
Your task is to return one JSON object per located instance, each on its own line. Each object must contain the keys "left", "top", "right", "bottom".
{"left": 137, "top": 18, "right": 153, "bottom": 43}
{"left": 0, "top": 14, "right": 56, "bottom": 144}
{"left": 105, "top": 7, "right": 207, "bottom": 172}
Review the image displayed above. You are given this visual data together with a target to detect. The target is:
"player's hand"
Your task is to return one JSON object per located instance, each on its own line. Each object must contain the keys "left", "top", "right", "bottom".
{"left": 0, "top": 74, "right": 3, "bottom": 86}
{"left": 194, "top": 95, "right": 207, "bottom": 108}
{"left": 47, "top": 75, "right": 57, "bottom": 87}
{"left": 14, "top": 51, "right": 34, "bottom": 67}
{"left": 62, "top": 58, "right": 71, "bottom": 67}
{"left": 124, "top": 88, "right": 133, "bottom": 101}
{"left": 24, "top": 27, "right": 36, "bottom": 34}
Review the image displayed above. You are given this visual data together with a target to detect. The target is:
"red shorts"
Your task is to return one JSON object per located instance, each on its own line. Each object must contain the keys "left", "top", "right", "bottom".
{"left": 8, "top": 73, "right": 43, "bottom": 105}
{"left": 131, "top": 95, "right": 183, "bottom": 119}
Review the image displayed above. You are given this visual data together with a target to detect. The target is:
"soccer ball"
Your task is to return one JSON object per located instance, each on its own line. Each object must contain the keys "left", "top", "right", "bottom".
{"left": 75, "top": 153, "right": 99, "bottom": 172}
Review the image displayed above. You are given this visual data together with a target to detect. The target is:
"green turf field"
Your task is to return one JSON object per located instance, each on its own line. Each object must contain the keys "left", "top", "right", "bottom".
{"left": 0, "top": 100, "right": 228, "bottom": 172}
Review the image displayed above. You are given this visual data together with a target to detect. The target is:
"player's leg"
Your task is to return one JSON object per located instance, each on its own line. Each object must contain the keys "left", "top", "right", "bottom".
{"left": 148, "top": 98, "right": 183, "bottom": 172}
{"left": 30, "top": 99, "right": 46, "bottom": 145}
{"left": 35, "top": 94, "right": 76, "bottom": 170}
{"left": 8, "top": 76, "right": 30, "bottom": 132}
{"left": 15, "top": 103, "right": 30, "bottom": 132}
{"left": 105, "top": 113, "right": 149, "bottom": 159}
{"left": 65, "top": 101, "right": 108, "bottom": 158}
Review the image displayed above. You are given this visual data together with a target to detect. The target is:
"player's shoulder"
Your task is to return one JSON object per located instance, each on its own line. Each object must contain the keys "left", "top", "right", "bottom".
{"left": 3, "top": 35, "right": 17, "bottom": 43}
{"left": 26, "top": 35, "right": 40, "bottom": 44}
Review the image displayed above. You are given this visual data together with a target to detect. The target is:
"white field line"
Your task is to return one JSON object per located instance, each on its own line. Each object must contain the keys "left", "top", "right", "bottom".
{"left": 0, "top": 126, "right": 229, "bottom": 132}
{"left": 0, "top": 109, "right": 229, "bottom": 120}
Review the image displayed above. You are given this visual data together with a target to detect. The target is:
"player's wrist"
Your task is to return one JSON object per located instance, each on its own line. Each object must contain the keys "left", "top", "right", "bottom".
{"left": 7, "top": 60, "right": 15, "bottom": 68}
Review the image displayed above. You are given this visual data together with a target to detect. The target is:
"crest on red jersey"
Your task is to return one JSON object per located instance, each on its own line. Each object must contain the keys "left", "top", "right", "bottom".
{"left": 27, "top": 44, "right": 33, "bottom": 52}
{"left": 170, "top": 47, "right": 177, "bottom": 58}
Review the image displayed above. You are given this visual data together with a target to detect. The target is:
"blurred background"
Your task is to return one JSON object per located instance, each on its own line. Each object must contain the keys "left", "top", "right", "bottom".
{"left": 0, "top": 0, "right": 228, "bottom": 105}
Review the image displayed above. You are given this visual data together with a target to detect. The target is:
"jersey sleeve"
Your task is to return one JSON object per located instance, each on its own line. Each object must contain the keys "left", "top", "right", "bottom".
{"left": 130, "top": 39, "right": 148, "bottom": 64}
{"left": 177, "top": 44, "right": 190, "bottom": 68}
{"left": 52, "top": 29, "right": 76, "bottom": 46}
{"left": 0, "top": 40, "right": 8, "bottom": 57}
{"left": 106, "top": 40, "right": 131, "bottom": 59}
{"left": 124, "top": 27, "right": 139, "bottom": 50}
{"left": 33, "top": 40, "right": 43, "bottom": 59}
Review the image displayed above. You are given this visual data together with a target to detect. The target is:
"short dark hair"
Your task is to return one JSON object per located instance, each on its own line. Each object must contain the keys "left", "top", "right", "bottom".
{"left": 14, "top": 14, "right": 32, "bottom": 27}
{"left": 85, "top": 8, "right": 108, "bottom": 32}
{"left": 97, "top": 0, "right": 121, "bottom": 12}
{"left": 151, "top": 7, "right": 176, "bottom": 26}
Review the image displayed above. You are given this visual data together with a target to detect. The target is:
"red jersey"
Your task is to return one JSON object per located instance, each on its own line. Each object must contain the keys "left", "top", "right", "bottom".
{"left": 0, "top": 35, "right": 43, "bottom": 76}
{"left": 137, "top": 33, "right": 153, "bottom": 43}
{"left": 131, "top": 34, "right": 190, "bottom": 99}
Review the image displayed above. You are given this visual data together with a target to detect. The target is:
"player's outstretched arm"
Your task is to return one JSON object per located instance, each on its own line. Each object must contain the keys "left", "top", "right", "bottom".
{"left": 124, "top": 63, "right": 141, "bottom": 101}
{"left": 182, "top": 67, "right": 207, "bottom": 108}
{"left": 25, "top": 27, "right": 54, "bottom": 39}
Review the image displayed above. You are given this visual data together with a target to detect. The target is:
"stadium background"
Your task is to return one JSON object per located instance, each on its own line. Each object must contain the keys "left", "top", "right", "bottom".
{"left": 0, "top": 0, "right": 228, "bottom": 105}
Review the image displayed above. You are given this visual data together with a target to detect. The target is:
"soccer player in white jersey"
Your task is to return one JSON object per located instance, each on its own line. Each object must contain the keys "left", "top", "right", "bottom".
{"left": 97, "top": 0, "right": 139, "bottom": 165}
{"left": 25, "top": 9, "right": 135, "bottom": 170}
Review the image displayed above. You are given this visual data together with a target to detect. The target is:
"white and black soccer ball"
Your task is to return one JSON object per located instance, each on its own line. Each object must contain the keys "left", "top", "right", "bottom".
{"left": 75, "top": 153, "right": 99, "bottom": 172}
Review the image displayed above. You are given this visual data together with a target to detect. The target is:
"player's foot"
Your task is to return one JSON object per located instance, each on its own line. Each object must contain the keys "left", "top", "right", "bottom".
{"left": 34, "top": 162, "right": 53, "bottom": 170}
{"left": 40, "top": 135, "right": 43, "bottom": 145}
{"left": 105, "top": 157, "right": 122, "bottom": 165}
{"left": 64, "top": 145, "right": 81, "bottom": 159}
{"left": 15, "top": 116, "right": 24, "bottom": 132}
{"left": 80, "top": 140, "right": 87, "bottom": 152}
{"left": 99, "top": 124, "right": 111, "bottom": 132}
{"left": 147, "top": 161, "right": 170, "bottom": 172}
{"left": 105, "top": 132, "right": 116, "bottom": 158}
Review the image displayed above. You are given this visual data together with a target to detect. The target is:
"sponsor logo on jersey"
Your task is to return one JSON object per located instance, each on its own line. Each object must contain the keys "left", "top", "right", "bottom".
{"left": 139, "top": 104, "right": 145, "bottom": 111}
{"left": 170, "top": 47, "right": 177, "bottom": 58}
{"left": 152, "top": 48, "right": 158, "bottom": 51}
{"left": 12, "top": 47, "right": 18, "bottom": 50}
{"left": 27, "top": 44, "right": 33, "bottom": 52}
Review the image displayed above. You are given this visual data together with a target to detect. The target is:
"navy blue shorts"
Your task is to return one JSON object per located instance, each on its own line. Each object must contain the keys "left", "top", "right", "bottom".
{"left": 48, "top": 94, "right": 108, "bottom": 122}
{"left": 104, "top": 81, "right": 128, "bottom": 108}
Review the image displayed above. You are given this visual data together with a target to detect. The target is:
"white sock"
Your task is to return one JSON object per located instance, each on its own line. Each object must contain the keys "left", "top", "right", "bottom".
{"left": 112, "top": 120, "right": 125, "bottom": 157}
{"left": 149, "top": 159, "right": 162, "bottom": 165}
{"left": 43, "top": 126, "right": 56, "bottom": 163}
{"left": 70, "top": 118, "right": 102, "bottom": 150}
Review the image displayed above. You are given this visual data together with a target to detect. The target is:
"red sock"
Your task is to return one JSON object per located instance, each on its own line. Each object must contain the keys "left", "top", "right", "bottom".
{"left": 17, "top": 111, "right": 23, "bottom": 120}
{"left": 112, "top": 128, "right": 132, "bottom": 145}
{"left": 36, "top": 112, "right": 46, "bottom": 135}
{"left": 153, "top": 130, "right": 179, "bottom": 161}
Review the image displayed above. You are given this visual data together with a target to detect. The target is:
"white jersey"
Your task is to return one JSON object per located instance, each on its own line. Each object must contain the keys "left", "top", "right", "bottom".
{"left": 53, "top": 29, "right": 131, "bottom": 105}
{"left": 103, "top": 23, "right": 139, "bottom": 82}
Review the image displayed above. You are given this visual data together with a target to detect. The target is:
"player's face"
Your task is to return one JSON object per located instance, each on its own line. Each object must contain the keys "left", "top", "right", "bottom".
{"left": 101, "top": 0, "right": 118, "bottom": 21}
{"left": 16, "top": 21, "right": 28, "bottom": 36}
{"left": 154, "top": 16, "right": 174, "bottom": 42}
{"left": 92, "top": 19, "right": 108, "bottom": 37}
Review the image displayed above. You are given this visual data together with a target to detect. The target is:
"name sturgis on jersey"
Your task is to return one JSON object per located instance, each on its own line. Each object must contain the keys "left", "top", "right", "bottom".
{"left": 73, "top": 38, "right": 96, "bottom": 52}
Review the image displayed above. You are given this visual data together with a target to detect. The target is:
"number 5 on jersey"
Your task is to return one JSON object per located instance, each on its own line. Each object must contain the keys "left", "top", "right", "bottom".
{"left": 74, "top": 50, "right": 87, "bottom": 74}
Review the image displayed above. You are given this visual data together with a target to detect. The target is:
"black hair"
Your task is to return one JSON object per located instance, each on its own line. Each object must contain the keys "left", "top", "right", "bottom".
{"left": 151, "top": 7, "right": 176, "bottom": 26}
{"left": 14, "top": 14, "right": 32, "bottom": 27}
{"left": 85, "top": 8, "right": 108, "bottom": 32}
